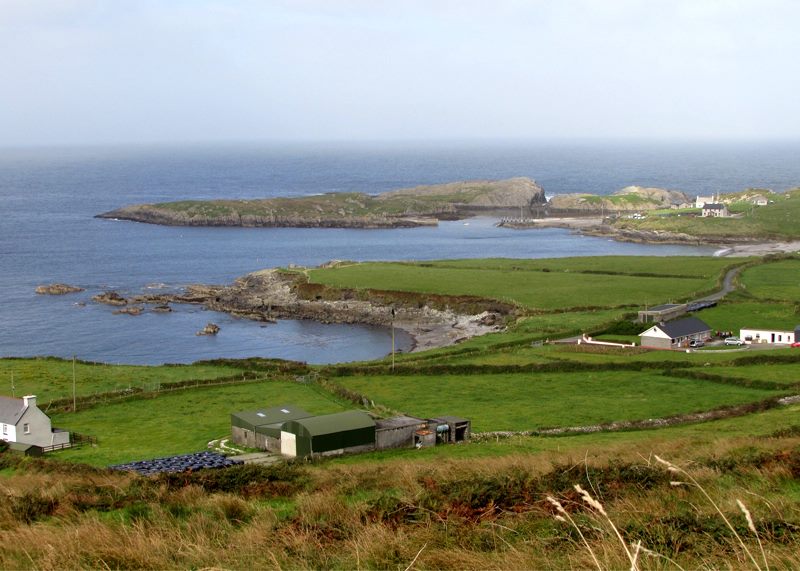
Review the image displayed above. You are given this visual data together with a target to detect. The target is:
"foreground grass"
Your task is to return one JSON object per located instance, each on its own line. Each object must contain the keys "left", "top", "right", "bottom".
{"left": 2, "top": 403, "right": 799, "bottom": 570}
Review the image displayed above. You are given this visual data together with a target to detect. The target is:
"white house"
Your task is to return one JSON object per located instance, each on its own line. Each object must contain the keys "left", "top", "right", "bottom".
{"left": 639, "top": 317, "right": 713, "bottom": 349}
{"left": 740, "top": 327, "right": 799, "bottom": 345}
{"left": 0, "top": 395, "right": 70, "bottom": 448}
{"left": 701, "top": 203, "right": 729, "bottom": 218}
{"left": 695, "top": 195, "right": 716, "bottom": 208}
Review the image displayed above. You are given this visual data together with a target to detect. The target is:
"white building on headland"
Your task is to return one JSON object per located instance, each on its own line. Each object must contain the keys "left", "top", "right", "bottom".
{"left": 695, "top": 195, "right": 717, "bottom": 208}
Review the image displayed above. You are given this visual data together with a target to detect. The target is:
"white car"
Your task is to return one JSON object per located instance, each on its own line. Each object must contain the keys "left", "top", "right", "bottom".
{"left": 724, "top": 337, "right": 745, "bottom": 346}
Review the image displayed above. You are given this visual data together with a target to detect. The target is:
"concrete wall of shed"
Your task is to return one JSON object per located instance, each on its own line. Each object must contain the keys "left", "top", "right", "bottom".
{"left": 312, "top": 443, "right": 376, "bottom": 458}
{"left": 376, "top": 424, "right": 425, "bottom": 450}
{"left": 231, "top": 426, "right": 256, "bottom": 448}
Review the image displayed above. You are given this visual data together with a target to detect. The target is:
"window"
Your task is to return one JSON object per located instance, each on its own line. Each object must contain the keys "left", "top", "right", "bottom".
{"left": 2, "top": 424, "right": 6, "bottom": 435}
{"left": 23, "top": 423, "right": 30, "bottom": 434}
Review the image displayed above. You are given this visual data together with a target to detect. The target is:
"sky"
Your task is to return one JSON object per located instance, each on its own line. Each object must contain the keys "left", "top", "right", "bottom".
{"left": 1, "top": 0, "right": 798, "bottom": 146}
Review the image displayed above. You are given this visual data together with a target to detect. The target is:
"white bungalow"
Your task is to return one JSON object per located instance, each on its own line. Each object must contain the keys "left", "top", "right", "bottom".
{"left": 0, "top": 395, "right": 70, "bottom": 448}
{"left": 740, "top": 326, "right": 799, "bottom": 345}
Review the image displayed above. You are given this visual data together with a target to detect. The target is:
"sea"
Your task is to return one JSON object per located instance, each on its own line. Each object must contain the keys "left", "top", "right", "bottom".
{"left": 2, "top": 140, "right": 799, "bottom": 365}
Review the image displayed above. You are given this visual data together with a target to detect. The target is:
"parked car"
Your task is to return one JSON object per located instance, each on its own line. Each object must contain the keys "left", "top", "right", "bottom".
{"left": 724, "top": 337, "right": 745, "bottom": 346}
{"left": 689, "top": 339, "right": 705, "bottom": 348}
{"left": 791, "top": 342, "right": 800, "bottom": 348}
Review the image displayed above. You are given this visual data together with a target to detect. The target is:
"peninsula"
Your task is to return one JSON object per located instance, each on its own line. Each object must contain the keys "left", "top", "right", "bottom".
{"left": 97, "top": 177, "right": 547, "bottom": 228}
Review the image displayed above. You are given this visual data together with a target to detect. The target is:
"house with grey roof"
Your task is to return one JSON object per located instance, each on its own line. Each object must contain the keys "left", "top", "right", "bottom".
{"left": 0, "top": 395, "right": 70, "bottom": 448}
{"left": 701, "top": 203, "right": 729, "bottom": 218}
{"left": 639, "top": 317, "right": 712, "bottom": 349}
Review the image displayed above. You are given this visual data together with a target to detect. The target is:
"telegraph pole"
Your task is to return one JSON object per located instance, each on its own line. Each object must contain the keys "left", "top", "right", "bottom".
{"left": 72, "top": 355, "right": 77, "bottom": 412}
{"left": 391, "top": 308, "right": 396, "bottom": 371}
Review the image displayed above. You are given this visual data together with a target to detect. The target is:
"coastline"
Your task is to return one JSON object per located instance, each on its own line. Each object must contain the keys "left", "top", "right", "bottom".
{"left": 502, "top": 216, "right": 800, "bottom": 257}
{"left": 136, "top": 269, "right": 508, "bottom": 355}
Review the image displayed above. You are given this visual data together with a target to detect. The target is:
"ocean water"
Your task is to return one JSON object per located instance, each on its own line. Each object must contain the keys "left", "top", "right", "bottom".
{"left": 2, "top": 140, "right": 798, "bottom": 365}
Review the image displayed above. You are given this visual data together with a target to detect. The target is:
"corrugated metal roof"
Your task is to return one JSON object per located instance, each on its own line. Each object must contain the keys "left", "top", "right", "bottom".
{"left": 286, "top": 410, "right": 375, "bottom": 436}
{"left": 0, "top": 396, "right": 24, "bottom": 425}
{"left": 231, "top": 405, "right": 312, "bottom": 430}
{"left": 657, "top": 317, "right": 711, "bottom": 338}
{"left": 375, "top": 415, "right": 425, "bottom": 430}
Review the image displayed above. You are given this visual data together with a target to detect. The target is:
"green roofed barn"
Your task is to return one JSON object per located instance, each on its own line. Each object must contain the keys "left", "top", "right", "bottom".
{"left": 230, "top": 405, "right": 312, "bottom": 452}
{"left": 280, "top": 410, "right": 376, "bottom": 458}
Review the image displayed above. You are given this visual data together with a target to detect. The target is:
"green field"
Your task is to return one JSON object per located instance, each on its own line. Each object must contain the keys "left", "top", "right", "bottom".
{"left": 51, "top": 381, "right": 349, "bottom": 466}
{"left": 0, "top": 358, "right": 243, "bottom": 403}
{"left": 307, "top": 257, "right": 731, "bottom": 310}
{"left": 739, "top": 258, "right": 800, "bottom": 300}
{"left": 337, "top": 371, "right": 781, "bottom": 432}
{"left": 693, "top": 300, "right": 799, "bottom": 331}
{"left": 701, "top": 362, "right": 800, "bottom": 386}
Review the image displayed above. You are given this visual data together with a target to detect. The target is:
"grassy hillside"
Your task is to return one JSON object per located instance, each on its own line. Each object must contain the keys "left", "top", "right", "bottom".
{"left": 611, "top": 188, "right": 800, "bottom": 239}
{"left": 3, "top": 255, "right": 800, "bottom": 569}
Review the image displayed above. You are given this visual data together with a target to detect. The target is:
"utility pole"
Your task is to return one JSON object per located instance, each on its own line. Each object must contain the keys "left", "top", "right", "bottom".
{"left": 72, "top": 355, "right": 77, "bottom": 412}
{"left": 11, "top": 371, "right": 15, "bottom": 397}
{"left": 391, "top": 308, "right": 396, "bottom": 371}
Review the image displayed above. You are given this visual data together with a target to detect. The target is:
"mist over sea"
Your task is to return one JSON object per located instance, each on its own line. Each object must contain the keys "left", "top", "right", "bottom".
{"left": 2, "top": 140, "right": 798, "bottom": 365}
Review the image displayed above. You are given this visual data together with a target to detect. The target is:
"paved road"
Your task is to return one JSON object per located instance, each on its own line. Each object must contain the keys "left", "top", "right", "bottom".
{"left": 695, "top": 264, "right": 745, "bottom": 303}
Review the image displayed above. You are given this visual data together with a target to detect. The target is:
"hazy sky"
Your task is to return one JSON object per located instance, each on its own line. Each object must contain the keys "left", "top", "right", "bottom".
{"left": 1, "top": 0, "right": 798, "bottom": 146}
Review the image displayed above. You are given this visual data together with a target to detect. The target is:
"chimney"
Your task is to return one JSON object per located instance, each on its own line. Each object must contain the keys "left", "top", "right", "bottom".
{"left": 22, "top": 395, "right": 37, "bottom": 409}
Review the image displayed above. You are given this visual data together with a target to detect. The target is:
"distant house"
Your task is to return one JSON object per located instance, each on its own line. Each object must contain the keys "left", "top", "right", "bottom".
{"left": 740, "top": 326, "right": 799, "bottom": 345}
{"left": 695, "top": 195, "right": 715, "bottom": 208}
{"left": 701, "top": 203, "right": 729, "bottom": 218}
{"left": 0, "top": 395, "right": 70, "bottom": 448}
{"left": 751, "top": 196, "right": 769, "bottom": 206}
{"left": 639, "top": 317, "right": 712, "bottom": 349}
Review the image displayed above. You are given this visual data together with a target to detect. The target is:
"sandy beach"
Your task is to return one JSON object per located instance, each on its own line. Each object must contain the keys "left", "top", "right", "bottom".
{"left": 713, "top": 241, "right": 800, "bottom": 257}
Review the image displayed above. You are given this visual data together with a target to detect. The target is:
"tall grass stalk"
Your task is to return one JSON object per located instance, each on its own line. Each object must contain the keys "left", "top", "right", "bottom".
{"left": 546, "top": 495, "right": 602, "bottom": 571}
{"left": 574, "top": 484, "right": 637, "bottom": 570}
{"left": 655, "top": 455, "right": 764, "bottom": 570}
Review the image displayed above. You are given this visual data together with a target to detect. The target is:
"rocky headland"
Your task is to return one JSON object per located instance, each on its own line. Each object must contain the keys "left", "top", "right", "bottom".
{"left": 120, "top": 268, "right": 513, "bottom": 352}
{"left": 97, "top": 177, "right": 547, "bottom": 229}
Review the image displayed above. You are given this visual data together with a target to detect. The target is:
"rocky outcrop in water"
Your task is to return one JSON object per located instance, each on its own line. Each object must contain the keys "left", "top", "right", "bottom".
{"left": 93, "top": 291, "right": 128, "bottom": 306}
{"left": 36, "top": 283, "right": 84, "bottom": 295}
{"left": 197, "top": 323, "right": 220, "bottom": 336}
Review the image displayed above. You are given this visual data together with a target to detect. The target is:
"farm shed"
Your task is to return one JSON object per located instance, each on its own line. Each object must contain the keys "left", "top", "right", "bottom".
{"left": 639, "top": 317, "right": 712, "bottom": 349}
{"left": 7, "top": 442, "right": 44, "bottom": 457}
{"left": 637, "top": 303, "right": 687, "bottom": 323}
{"left": 375, "top": 415, "right": 427, "bottom": 450}
{"left": 428, "top": 416, "right": 471, "bottom": 444}
{"left": 280, "top": 410, "right": 376, "bottom": 458}
{"left": 0, "top": 395, "right": 70, "bottom": 449}
{"left": 230, "top": 405, "right": 313, "bottom": 451}
{"left": 740, "top": 327, "right": 798, "bottom": 345}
